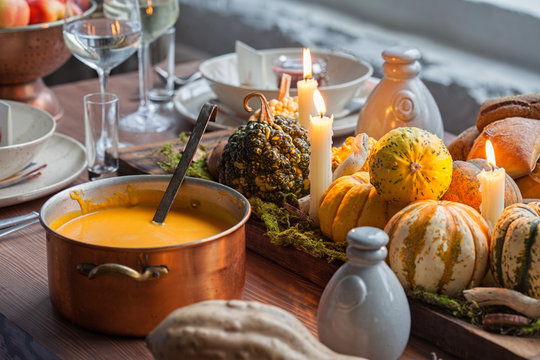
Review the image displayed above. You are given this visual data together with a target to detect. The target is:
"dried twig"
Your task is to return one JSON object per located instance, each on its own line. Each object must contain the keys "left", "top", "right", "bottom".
{"left": 463, "top": 287, "right": 540, "bottom": 318}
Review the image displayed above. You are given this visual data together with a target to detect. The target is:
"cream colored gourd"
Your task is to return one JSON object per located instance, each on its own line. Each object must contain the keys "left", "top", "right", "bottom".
{"left": 331, "top": 133, "right": 370, "bottom": 181}
{"left": 147, "top": 300, "right": 365, "bottom": 360}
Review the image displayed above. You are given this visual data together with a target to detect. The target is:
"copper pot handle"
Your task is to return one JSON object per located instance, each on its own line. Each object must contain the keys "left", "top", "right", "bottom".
{"left": 77, "top": 263, "right": 168, "bottom": 281}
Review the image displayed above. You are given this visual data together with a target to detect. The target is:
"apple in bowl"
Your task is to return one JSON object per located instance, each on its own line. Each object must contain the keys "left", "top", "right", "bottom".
{"left": 0, "top": 0, "right": 30, "bottom": 28}
{"left": 27, "top": 0, "right": 66, "bottom": 24}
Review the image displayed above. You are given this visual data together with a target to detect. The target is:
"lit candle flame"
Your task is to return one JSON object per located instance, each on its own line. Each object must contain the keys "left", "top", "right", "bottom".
{"left": 303, "top": 48, "right": 312, "bottom": 79}
{"left": 313, "top": 89, "right": 326, "bottom": 117}
{"left": 485, "top": 139, "right": 497, "bottom": 168}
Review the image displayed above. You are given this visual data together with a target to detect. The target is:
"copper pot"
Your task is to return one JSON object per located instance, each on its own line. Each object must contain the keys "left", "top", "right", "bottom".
{"left": 40, "top": 175, "right": 250, "bottom": 336}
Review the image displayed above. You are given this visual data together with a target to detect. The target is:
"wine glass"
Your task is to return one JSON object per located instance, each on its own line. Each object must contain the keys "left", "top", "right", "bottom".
{"left": 119, "top": 0, "right": 180, "bottom": 133}
{"left": 63, "top": 0, "right": 142, "bottom": 95}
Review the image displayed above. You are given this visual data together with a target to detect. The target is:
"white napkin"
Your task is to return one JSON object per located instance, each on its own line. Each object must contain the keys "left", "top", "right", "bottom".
{"left": 235, "top": 41, "right": 266, "bottom": 88}
{"left": 0, "top": 101, "right": 12, "bottom": 147}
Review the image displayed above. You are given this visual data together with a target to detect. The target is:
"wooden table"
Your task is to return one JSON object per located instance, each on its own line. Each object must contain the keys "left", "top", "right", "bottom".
{"left": 0, "top": 61, "right": 455, "bottom": 359}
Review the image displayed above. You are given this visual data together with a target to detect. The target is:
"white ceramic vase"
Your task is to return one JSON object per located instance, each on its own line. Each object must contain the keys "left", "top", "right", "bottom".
{"left": 317, "top": 227, "right": 411, "bottom": 360}
{"left": 356, "top": 46, "right": 444, "bottom": 140}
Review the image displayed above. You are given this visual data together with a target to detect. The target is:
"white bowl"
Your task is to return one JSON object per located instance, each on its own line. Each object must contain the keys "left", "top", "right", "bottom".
{"left": 199, "top": 48, "right": 373, "bottom": 116}
{"left": 0, "top": 100, "right": 56, "bottom": 181}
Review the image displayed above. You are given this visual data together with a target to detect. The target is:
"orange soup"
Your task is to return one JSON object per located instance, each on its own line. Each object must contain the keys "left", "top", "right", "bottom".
{"left": 53, "top": 204, "right": 236, "bottom": 248}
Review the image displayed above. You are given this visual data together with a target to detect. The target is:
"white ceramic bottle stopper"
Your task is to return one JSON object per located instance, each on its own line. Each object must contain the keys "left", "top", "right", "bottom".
{"left": 356, "top": 46, "right": 444, "bottom": 140}
{"left": 317, "top": 227, "right": 411, "bottom": 360}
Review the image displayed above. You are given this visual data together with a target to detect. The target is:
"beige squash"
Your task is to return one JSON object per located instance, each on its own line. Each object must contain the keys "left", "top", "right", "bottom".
{"left": 147, "top": 300, "right": 364, "bottom": 360}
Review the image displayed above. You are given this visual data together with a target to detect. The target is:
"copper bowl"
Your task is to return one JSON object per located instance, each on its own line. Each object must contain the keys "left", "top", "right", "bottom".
{"left": 0, "top": 5, "right": 96, "bottom": 120}
{"left": 40, "top": 175, "right": 251, "bottom": 336}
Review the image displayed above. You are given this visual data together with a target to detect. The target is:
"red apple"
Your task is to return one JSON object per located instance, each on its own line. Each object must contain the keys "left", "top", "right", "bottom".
{"left": 27, "top": 0, "right": 65, "bottom": 24}
{"left": 0, "top": 0, "right": 30, "bottom": 28}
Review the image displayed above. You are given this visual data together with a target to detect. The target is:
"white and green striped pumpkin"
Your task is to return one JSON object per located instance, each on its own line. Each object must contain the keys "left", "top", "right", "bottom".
{"left": 491, "top": 202, "right": 540, "bottom": 298}
{"left": 385, "top": 200, "right": 490, "bottom": 296}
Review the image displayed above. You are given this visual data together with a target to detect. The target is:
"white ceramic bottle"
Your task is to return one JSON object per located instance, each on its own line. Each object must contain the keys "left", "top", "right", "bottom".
{"left": 317, "top": 227, "right": 411, "bottom": 360}
{"left": 356, "top": 46, "right": 444, "bottom": 139}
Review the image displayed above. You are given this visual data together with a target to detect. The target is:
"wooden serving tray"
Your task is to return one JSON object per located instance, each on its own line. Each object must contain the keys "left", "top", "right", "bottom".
{"left": 117, "top": 133, "right": 540, "bottom": 360}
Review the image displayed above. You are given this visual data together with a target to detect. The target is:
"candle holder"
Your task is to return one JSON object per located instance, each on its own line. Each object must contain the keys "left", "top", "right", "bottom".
{"left": 272, "top": 54, "right": 328, "bottom": 88}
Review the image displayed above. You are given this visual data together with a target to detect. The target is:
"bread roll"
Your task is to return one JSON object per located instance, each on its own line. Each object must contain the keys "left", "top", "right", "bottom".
{"left": 447, "top": 125, "right": 479, "bottom": 161}
{"left": 476, "top": 93, "right": 540, "bottom": 131}
{"left": 467, "top": 117, "right": 540, "bottom": 178}
{"left": 516, "top": 159, "right": 540, "bottom": 199}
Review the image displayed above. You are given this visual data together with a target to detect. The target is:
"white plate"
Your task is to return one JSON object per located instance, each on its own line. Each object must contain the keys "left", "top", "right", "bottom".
{"left": 174, "top": 79, "right": 374, "bottom": 137}
{"left": 0, "top": 133, "right": 86, "bottom": 208}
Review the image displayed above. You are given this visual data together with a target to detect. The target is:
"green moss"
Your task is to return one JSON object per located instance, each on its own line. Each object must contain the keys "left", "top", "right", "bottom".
{"left": 153, "top": 133, "right": 214, "bottom": 181}
{"left": 407, "top": 288, "right": 484, "bottom": 325}
{"left": 249, "top": 197, "right": 347, "bottom": 263}
{"left": 516, "top": 318, "right": 540, "bottom": 337}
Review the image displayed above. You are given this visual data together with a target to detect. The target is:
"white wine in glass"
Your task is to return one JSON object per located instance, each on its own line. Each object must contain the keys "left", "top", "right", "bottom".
{"left": 119, "top": 0, "right": 179, "bottom": 133}
{"left": 140, "top": 0, "right": 179, "bottom": 42}
{"left": 63, "top": 0, "right": 142, "bottom": 94}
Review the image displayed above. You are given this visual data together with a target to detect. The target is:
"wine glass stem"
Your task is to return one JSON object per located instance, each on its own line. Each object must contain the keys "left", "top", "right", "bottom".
{"left": 96, "top": 68, "right": 111, "bottom": 153}
{"left": 137, "top": 41, "right": 151, "bottom": 108}
{"left": 96, "top": 68, "right": 111, "bottom": 95}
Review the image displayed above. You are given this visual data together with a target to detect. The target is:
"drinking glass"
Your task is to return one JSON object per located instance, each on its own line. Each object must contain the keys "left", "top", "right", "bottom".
{"left": 119, "top": 0, "right": 180, "bottom": 133}
{"left": 63, "top": 0, "right": 142, "bottom": 95}
{"left": 84, "top": 92, "right": 119, "bottom": 180}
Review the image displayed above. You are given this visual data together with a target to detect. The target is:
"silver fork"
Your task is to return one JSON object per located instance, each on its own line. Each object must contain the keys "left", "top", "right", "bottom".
{"left": 154, "top": 67, "right": 202, "bottom": 87}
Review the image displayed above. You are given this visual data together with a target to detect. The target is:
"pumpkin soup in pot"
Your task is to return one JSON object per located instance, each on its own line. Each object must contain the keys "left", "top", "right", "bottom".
{"left": 52, "top": 203, "right": 237, "bottom": 248}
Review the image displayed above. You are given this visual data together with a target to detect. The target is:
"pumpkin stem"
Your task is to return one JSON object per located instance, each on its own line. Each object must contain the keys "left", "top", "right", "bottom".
{"left": 410, "top": 161, "right": 422, "bottom": 173}
{"left": 244, "top": 92, "right": 274, "bottom": 123}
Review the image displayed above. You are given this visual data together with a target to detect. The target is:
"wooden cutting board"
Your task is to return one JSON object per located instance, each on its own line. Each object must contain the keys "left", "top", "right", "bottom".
{"left": 117, "top": 130, "right": 540, "bottom": 360}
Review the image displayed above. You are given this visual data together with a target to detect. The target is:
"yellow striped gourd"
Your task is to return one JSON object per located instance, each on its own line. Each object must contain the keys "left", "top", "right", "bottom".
{"left": 369, "top": 127, "right": 452, "bottom": 204}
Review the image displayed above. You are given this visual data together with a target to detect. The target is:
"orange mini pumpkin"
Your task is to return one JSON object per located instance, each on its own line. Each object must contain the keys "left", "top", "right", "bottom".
{"left": 441, "top": 159, "right": 522, "bottom": 211}
{"left": 319, "top": 172, "right": 402, "bottom": 243}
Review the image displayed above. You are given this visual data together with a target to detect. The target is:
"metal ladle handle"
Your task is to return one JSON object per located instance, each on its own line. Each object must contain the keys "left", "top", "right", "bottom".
{"left": 152, "top": 103, "right": 217, "bottom": 224}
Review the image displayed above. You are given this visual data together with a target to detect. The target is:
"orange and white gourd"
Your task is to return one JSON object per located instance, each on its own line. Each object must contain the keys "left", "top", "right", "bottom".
{"left": 385, "top": 200, "right": 490, "bottom": 296}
